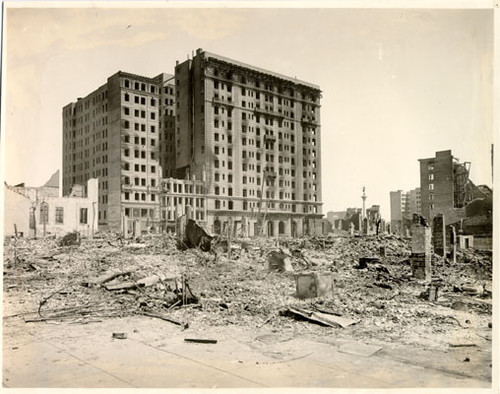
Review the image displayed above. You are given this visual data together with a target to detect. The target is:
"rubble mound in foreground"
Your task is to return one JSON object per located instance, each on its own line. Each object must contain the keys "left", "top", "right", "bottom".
{"left": 3, "top": 233, "right": 492, "bottom": 350}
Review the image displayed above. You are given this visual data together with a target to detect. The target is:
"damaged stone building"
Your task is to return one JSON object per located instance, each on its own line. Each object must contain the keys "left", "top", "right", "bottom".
{"left": 63, "top": 49, "right": 325, "bottom": 237}
{"left": 418, "top": 150, "right": 493, "bottom": 251}
{"left": 419, "top": 150, "right": 487, "bottom": 224}
{"left": 4, "top": 172, "right": 98, "bottom": 238}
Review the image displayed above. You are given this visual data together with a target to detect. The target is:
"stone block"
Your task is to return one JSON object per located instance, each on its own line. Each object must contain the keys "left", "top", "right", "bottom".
{"left": 411, "top": 225, "right": 431, "bottom": 254}
{"left": 295, "top": 273, "right": 334, "bottom": 299}
{"left": 267, "top": 251, "right": 293, "bottom": 272}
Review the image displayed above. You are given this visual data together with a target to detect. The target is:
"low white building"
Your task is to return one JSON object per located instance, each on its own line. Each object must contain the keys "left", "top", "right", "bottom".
{"left": 4, "top": 176, "right": 98, "bottom": 238}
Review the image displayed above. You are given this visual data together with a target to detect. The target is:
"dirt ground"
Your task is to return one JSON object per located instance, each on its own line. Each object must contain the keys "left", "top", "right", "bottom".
{"left": 2, "top": 232, "right": 494, "bottom": 387}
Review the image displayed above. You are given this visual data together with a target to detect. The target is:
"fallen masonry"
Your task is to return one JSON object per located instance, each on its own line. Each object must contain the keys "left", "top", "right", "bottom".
{"left": 2, "top": 230, "right": 493, "bottom": 362}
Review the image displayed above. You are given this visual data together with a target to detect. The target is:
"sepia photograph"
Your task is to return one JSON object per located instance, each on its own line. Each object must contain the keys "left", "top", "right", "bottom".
{"left": 1, "top": 1, "right": 497, "bottom": 390}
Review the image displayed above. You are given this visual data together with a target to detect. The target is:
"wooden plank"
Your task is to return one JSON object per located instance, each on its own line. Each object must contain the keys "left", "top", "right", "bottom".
{"left": 287, "top": 307, "right": 358, "bottom": 328}
{"left": 82, "top": 268, "right": 136, "bottom": 287}
{"left": 313, "top": 305, "right": 343, "bottom": 316}
{"left": 312, "top": 312, "right": 359, "bottom": 328}
{"left": 104, "top": 282, "right": 136, "bottom": 291}
{"left": 136, "top": 275, "right": 160, "bottom": 287}
{"left": 140, "top": 311, "right": 188, "bottom": 329}
{"left": 287, "top": 307, "right": 335, "bottom": 328}
{"left": 184, "top": 338, "right": 217, "bottom": 344}
{"left": 449, "top": 342, "right": 478, "bottom": 348}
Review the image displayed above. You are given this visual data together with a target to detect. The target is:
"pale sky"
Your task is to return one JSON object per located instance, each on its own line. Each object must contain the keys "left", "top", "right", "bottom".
{"left": 1, "top": 5, "right": 494, "bottom": 219}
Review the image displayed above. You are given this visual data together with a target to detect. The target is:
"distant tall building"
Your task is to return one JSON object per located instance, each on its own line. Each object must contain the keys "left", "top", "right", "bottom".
{"left": 419, "top": 150, "right": 477, "bottom": 224}
{"left": 390, "top": 188, "right": 421, "bottom": 235}
{"left": 389, "top": 190, "right": 404, "bottom": 234}
{"left": 406, "top": 187, "right": 421, "bottom": 218}
{"left": 174, "top": 49, "right": 323, "bottom": 236}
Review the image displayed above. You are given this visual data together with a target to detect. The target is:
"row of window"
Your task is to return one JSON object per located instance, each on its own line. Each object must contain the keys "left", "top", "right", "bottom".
{"left": 242, "top": 89, "right": 298, "bottom": 108}
{"left": 38, "top": 206, "right": 88, "bottom": 225}
{"left": 68, "top": 111, "right": 108, "bottom": 127}
{"left": 124, "top": 177, "right": 157, "bottom": 187}
{"left": 210, "top": 69, "right": 319, "bottom": 102}
{"left": 124, "top": 149, "right": 156, "bottom": 159}
{"left": 69, "top": 91, "right": 107, "bottom": 116}
{"left": 213, "top": 133, "right": 297, "bottom": 154}
{"left": 123, "top": 135, "right": 157, "bottom": 146}
{"left": 124, "top": 192, "right": 156, "bottom": 202}
{"left": 123, "top": 111, "right": 156, "bottom": 124}
{"left": 124, "top": 207, "right": 156, "bottom": 218}
{"left": 213, "top": 105, "right": 299, "bottom": 127}
{"left": 164, "top": 86, "right": 174, "bottom": 95}
{"left": 123, "top": 163, "right": 157, "bottom": 173}
{"left": 211, "top": 199, "right": 318, "bottom": 212}
{"left": 123, "top": 79, "right": 157, "bottom": 94}
{"left": 161, "top": 183, "right": 203, "bottom": 194}
{"left": 162, "top": 210, "right": 205, "bottom": 221}
{"left": 124, "top": 95, "right": 156, "bottom": 107}
{"left": 212, "top": 142, "right": 299, "bottom": 157}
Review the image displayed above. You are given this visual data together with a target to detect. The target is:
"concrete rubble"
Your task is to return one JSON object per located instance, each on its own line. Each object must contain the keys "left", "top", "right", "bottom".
{"left": 3, "top": 231, "right": 493, "bottom": 354}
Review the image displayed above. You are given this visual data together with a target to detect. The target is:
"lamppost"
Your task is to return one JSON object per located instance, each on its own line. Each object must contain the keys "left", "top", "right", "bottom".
{"left": 361, "top": 186, "right": 367, "bottom": 218}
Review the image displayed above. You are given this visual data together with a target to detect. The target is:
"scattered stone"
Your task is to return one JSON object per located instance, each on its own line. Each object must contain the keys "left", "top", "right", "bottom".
{"left": 3, "top": 232, "right": 492, "bottom": 355}
{"left": 59, "top": 232, "right": 81, "bottom": 247}
{"left": 356, "top": 257, "right": 380, "bottom": 269}
{"left": 374, "top": 282, "right": 392, "bottom": 290}
{"left": 451, "top": 301, "right": 468, "bottom": 311}
{"left": 267, "top": 251, "right": 293, "bottom": 272}
{"left": 184, "top": 219, "right": 213, "bottom": 251}
{"left": 461, "top": 283, "right": 483, "bottom": 296}
{"left": 295, "top": 273, "right": 334, "bottom": 299}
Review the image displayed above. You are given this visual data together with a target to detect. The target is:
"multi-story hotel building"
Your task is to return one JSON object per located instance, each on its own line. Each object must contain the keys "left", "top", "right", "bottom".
{"left": 63, "top": 49, "right": 324, "bottom": 236}
{"left": 173, "top": 49, "right": 323, "bottom": 236}
{"left": 63, "top": 71, "right": 176, "bottom": 232}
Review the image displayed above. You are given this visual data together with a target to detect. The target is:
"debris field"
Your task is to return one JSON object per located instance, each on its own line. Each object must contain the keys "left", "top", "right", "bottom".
{"left": 3, "top": 232, "right": 493, "bottom": 353}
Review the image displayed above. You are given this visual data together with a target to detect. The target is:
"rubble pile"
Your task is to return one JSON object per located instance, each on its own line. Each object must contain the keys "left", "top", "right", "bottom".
{"left": 3, "top": 232, "right": 492, "bottom": 350}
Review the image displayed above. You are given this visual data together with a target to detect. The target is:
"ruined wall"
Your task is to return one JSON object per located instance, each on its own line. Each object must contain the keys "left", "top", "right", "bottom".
{"left": 4, "top": 179, "right": 98, "bottom": 238}
{"left": 4, "top": 188, "right": 31, "bottom": 237}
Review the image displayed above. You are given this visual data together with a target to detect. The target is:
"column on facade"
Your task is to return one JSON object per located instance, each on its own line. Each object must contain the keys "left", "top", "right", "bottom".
{"left": 296, "top": 219, "right": 303, "bottom": 237}
{"left": 284, "top": 218, "right": 292, "bottom": 237}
